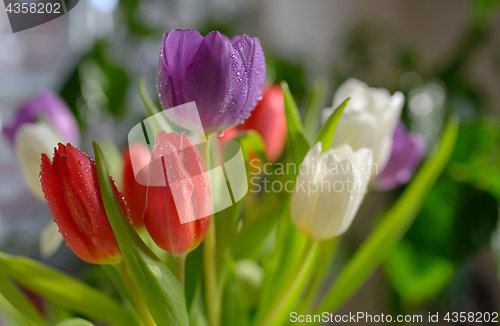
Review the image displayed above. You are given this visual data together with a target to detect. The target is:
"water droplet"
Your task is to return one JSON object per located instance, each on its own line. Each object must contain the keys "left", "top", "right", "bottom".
{"left": 217, "top": 131, "right": 224, "bottom": 138}
{"left": 79, "top": 160, "right": 84, "bottom": 165}
{"left": 84, "top": 167, "right": 90, "bottom": 173}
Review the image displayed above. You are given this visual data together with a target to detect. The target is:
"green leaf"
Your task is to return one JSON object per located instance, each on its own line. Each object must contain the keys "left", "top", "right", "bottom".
{"left": 96, "top": 137, "right": 124, "bottom": 190}
{"left": 449, "top": 119, "right": 500, "bottom": 200}
{"left": 188, "top": 282, "right": 208, "bottom": 326}
{"left": 255, "top": 240, "right": 319, "bottom": 326}
{"left": 255, "top": 213, "right": 310, "bottom": 324}
{"left": 0, "top": 271, "right": 46, "bottom": 326}
{"left": 221, "top": 260, "right": 250, "bottom": 326}
{"left": 0, "top": 253, "right": 135, "bottom": 326}
{"left": 44, "top": 302, "right": 73, "bottom": 325}
{"left": 314, "top": 98, "right": 349, "bottom": 151}
{"left": 55, "top": 318, "right": 94, "bottom": 326}
{"left": 304, "top": 77, "right": 329, "bottom": 142}
{"left": 232, "top": 211, "right": 280, "bottom": 260}
{"left": 100, "top": 265, "right": 135, "bottom": 310}
{"left": 384, "top": 239, "right": 454, "bottom": 304}
{"left": 0, "top": 292, "right": 33, "bottom": 326}
{"left": 314, "top": 115, "right": 460, "bottom": 314}
{"left": 229, "top": 130, "right": 279, "bottom": 260}
{"left": 281, "top": 81, "right": 310, "bottom": 166}
{"left": 184, "top": 246, "right": 203, "bottom": 310}
{"left": 93, "top": 141, "right": 189, "bottom": 326}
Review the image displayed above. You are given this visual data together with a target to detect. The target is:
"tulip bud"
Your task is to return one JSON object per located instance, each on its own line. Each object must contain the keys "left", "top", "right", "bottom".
{"left": 322, "top": 79, "right": 404, "bottom": 175}
{"left": 122, "top": 143, "right": 151, "bottom": 227}
{"left": 144, "top": 131, "right": 211, "bottom": 255}
{"left": 156, "top": 29, "right": 266, "bottom": 134}
{"left": 3, "top": 91, "right": 79, "bottom": 146}
{"left": 372, "top": 122, "right": 426, "bottom": 190}
{"left": 290, "top": 142, "right": 373, "bottom": 240}
{"left": 238, "top": 85, "right": 286, "bottom": 162}
{"left": 40, "top": 143, "right": 127, "bottom": 264}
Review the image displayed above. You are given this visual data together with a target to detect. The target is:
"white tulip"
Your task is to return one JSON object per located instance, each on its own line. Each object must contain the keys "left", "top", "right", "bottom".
{"left": 290, "top": 142, "right": 373, "bottom": 240}
{"left": 14, "top": 123, "right": 65, "bottom": 257}
{"left": 322, "top": 78, "right": 404, "bottom": 176}
{"left": 14, "top": 122, "right": 62, "bottom": 199}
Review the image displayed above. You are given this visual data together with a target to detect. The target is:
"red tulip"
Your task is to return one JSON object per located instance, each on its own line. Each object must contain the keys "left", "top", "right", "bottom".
{"left": 222, "top": 85, "right": 286, "bottom": 162}
{"left": 40, "top": 143, "right": 127, "bottom": 264}
{"left": 144, "top": 131, "right": 211, "bottom": 255}
{"left": 122, "top": 143, "right": 151, "bottom": 227}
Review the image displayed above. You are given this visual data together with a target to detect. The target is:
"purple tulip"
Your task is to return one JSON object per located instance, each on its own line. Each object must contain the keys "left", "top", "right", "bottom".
{"left": 156, "top": 29, "right": 266, "bottom": 134}
{"left": 372, "top": 122, "right": 426, "bottom": 191}
{"left": 3, "top": 91, "right": 80, "bottom": 145}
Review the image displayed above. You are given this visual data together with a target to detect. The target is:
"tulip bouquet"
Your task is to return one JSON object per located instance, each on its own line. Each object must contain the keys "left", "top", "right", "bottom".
{"left": 0, "top": 29, "right": 460, "bottom": 326}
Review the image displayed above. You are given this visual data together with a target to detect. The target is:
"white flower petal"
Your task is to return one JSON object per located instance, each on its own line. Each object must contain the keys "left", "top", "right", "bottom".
{"left": 40, "top": 221, "right": 64, "bottom": 258}
{"left": 332, "top": 111, "right": 378, "bottom": 152}
{"left": 14, "top": 123, "right": 62, "bottom": 200}
{"left": 290, "top": 144, "right": 373, "bottom": 240}
{"left": 322, "top": 78, "right": 404, "bottom": 175}
{"left": 311, "top": 157, "right": 354, "bottom": 239}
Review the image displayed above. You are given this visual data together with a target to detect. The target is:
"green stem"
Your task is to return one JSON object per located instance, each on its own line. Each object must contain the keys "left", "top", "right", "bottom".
{"left": 204, "top": 220, "right": 220, "bottom": 326}
{"left": 258, "top": 239, "right": 319, "bottom": 326}
{"left": 200, "top": 134, "right": 221, "bottom": 326}
{"left": 173, "top": 254, "right": 187, "bottom": 288}
{"left": 114, "top": 261, "right": 156, "bottom": 326}
{"left": 300, "top": 237, "right": 341, "bottom": 313}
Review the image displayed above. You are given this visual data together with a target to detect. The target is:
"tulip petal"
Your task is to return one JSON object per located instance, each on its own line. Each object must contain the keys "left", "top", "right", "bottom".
{"left": 290, "top": 143, "right": 322, "bottom": 237}
{"left": 157, "top": 29, "right": 204, "bottom": 110}
{"left": 57, "top": 144, "right": 119, "bottom": 256}
{"left": 232, "top": 35, "right": 266, "bottom": 123}
{"left": 340, "top": 148, "right": 373, "bottom": 234}
{"left": 179, "top": 133, "right": 211, "bottom": 248}
{"left": 122, "top": 143, "right": 151, "bottom": 226}
{"left": 14, "top": 122, "right": 62, "bottom": 199}
{"left": 157, "top": 29, "right": 265, "bottom": 134}
{"left": 40, "top": 153, "right": 97, "bottom": 263}
{"left": 324, "top": 78, "right": 404, "bottom": 172}
{"left": 144, "top": 131, "right": 211, "bottom": 254}
{"left": 373, "top": 123, "right": 426, "bottom": 190}
{"left": 183, "top": 31, "right": 245, "bottom": 133}
{"left": 290, "top": 143, "right": 373, "bottom": 240}
{"left": 237, "top": 85, "right": 286, "bottom": 162}
{"left": 311, "top": 156, "right": 355, "bottom": 240}
{"left": 40, "top": 144, "right": 126, "bottom": 265}
{"left": 39, "top": 221, "right": 65, "bottom": 258}
{"left": 332, "top": 111, "right": 378, "bottom": 152}
{"left": 3, "top": 91, "right": 79, "bottom": 145}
